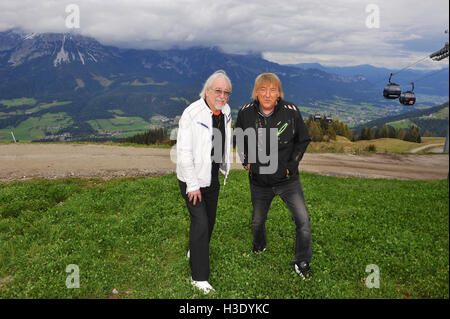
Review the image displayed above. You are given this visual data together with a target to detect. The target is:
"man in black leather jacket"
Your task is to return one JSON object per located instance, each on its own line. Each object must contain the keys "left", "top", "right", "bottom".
{"left": 235, "top": 73, "right": 313, "bottom": 279}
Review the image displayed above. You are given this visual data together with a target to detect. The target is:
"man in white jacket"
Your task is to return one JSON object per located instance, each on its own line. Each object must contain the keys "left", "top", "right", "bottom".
{"left": 176, "top": 70, "right": 232, "bottom": 294}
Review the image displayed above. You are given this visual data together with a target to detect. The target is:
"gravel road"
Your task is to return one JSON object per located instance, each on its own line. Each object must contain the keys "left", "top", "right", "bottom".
{"left": 0, "top": 143, "right": 448, "bottom": 181}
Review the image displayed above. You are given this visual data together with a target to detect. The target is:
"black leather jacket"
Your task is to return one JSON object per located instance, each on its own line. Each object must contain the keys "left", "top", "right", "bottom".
{"left": 235, "top": 99, "right": 311, "bottom": 186}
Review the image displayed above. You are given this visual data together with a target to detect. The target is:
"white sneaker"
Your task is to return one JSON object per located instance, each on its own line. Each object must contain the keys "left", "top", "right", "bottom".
{"left": 191, "top": 277, "right": 215, "bottom": 294}
{"left": 187, "top": 250, "right": 190, "bottom": 259}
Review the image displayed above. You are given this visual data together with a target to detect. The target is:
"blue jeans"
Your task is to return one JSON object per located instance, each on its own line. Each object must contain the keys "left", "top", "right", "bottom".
{"left": 250, "top": 178, "right": 312, "bottom": 263}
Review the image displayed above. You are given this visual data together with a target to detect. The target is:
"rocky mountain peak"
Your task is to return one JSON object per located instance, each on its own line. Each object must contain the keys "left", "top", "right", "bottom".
{"left": 0, "top": 29, "right": 116, "bottom": 67}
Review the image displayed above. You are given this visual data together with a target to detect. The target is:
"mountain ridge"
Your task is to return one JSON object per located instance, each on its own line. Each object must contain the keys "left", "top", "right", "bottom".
{"left": 353, "top": 101, "right": 449, "bottom": 137}
{"left": 0, "top": 29, "right": 447, "bottom": 141}
{"left": 287, "top": 62, "right": 449, "bottom": 97}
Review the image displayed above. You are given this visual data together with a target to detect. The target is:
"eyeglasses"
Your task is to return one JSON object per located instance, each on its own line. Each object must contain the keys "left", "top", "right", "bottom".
{"left": 211, "top": 88, "right": 231, "bottom": 97}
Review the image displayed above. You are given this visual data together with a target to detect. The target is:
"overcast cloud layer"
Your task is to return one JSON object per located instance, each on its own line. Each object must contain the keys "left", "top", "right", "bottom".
{"left": 0, "top": 0, "right": 448, "bottom": 69}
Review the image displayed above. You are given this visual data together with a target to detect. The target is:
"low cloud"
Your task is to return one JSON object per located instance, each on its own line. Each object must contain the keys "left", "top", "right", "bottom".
{"left": 0, "top": 0, "right": 448, "bottom": 68}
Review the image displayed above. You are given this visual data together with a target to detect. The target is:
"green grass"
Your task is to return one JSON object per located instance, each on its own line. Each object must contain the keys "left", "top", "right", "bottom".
{"left": 87, "top": 116, "right": 151, "bottom": 138}
{"left": 306, "top": 136, "right": 447, "bottom": 154}
{"left": 26, "top": 101, "right": 72, "bottom": 114}
{"left": 0, "top": 98, "right": 37, "bottom": 108}
{"left": 418, "top": 107, "right": 449, "bottom": 120}
{"left": 386, "top": 119, "right": 415, "bottom": 129}
{"left": 0, "top": 171, "right": 448, "bottom": 298}
{"left": 0, "top": 112, "right": 73, "bottom": 141}
{"left": 0, "top": 100, "right": 72, "bottom": 124}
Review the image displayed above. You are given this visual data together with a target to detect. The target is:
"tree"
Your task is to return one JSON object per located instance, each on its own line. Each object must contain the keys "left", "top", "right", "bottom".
{"left": 397, "top": 128, "right": 406, "bottom": 140}
{"left": 359, "top": 127, "right": 375, "bottom": 140}
{"left": 379, "top": 125, "right": 388, "bottom": 138}
{"left": 388, "top": 126, "right": 397, "bottom": 138}
{"left": 319, "top": 116, "right": 329, "bottom": 132}
{"left": 359, "top": 127, "right": 368, "bottom": 140}
{"left": 423, "top": 130, "right": 435, "bottom": 137}
{"left": 326, "top": 126, "right": 337, "bottom": 141}
{"left": 375, "top": 127, "right": 383, "bottom": 139}
{"left": 369, "top": 127, "right": 375, "bottom": 140}
{"left": 374, "top": 125, "right": 389, "bottom": 139}
{"left": 404, "top": 125, "right": 421, "bottom": 143}
{"left": 349, "top": 130, "right": 356, "bottom": 141}
{"left": 122, "top": 128, "right": 169, "bottom": 145}
{"left": 308, "top": 120, "right": 323, "bottom": 142}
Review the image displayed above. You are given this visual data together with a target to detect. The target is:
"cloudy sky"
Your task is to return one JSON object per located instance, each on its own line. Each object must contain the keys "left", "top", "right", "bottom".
{"left": 0, "top": 0, "right": 448, "bottom": 69}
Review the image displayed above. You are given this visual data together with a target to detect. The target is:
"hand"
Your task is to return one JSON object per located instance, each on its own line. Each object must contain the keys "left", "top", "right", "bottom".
{"left": 188, "top": 189, "right": 202, "bottom": 205}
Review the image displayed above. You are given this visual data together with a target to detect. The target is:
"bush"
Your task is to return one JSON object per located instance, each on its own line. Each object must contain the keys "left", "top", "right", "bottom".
{"left": 365, "top": 144, "right": 377, "bottom": 152}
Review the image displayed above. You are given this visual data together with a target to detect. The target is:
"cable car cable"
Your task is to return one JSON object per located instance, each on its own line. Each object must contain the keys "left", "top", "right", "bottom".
{"left": 410, "top": 66, "right": 449, "bottom": 84}
{"left": 391, "top": 55, "right": 431, "bottom": 77}
{"left": 370, "top": 53, "right": 442, "bottom": 86}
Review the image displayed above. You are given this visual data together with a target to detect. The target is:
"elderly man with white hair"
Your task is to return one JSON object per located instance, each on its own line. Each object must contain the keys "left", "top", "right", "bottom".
{"left": 176, "top": 70, "right": 232, "bottom": 294}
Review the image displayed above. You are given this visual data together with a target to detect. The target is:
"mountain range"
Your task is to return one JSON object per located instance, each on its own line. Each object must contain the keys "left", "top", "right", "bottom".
{"left": 0, "top": 29, "right": 448, "bottom": 141}
{"left": 287, "top": 63, "right": 449, "bottom": 97}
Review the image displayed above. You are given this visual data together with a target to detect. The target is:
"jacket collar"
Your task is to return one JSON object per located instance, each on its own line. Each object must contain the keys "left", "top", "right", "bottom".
{"left": 200, "top": 98, "right": 231, "bottom": 116}
{"left": 253, "top": 98, "right": 282, "bottom": 116}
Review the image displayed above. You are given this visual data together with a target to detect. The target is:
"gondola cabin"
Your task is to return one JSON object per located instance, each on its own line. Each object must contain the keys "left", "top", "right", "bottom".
{"left": 383, "top": 83, "right": 401, "bottom": 99}
{"left": 399, "top": 91, "right": 416, "bottom": 105}
{"left": 383, "top": 72, "right": 402, "bottom": 99}
{"left": 399, "top": 82, "right": 416, "bottom": 106}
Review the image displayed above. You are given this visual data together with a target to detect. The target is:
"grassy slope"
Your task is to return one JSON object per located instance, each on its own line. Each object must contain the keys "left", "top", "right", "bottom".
{"left": 0, "top": 171, "right": 448, "bottom": 299}
{"left": 87, "top": 116, "right": 152, "bottom": 138}
{"left": 0, "top": 113, "right": 73, "bottom": 141}
{"left": 306, "top": 136, "right": 446, "bottom": 153}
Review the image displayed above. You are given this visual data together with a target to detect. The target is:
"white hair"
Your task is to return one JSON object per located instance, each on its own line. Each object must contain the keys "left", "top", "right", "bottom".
{"left": 199, "top": 70, "right": 232, "bottom": 99}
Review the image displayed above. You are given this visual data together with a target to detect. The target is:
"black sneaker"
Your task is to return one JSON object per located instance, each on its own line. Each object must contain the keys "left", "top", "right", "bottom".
{"left": 252, "top": 245, "right": 266, "bottom": 253}
{"left": 294, "top": 261, "right": 312, "bottom": 280}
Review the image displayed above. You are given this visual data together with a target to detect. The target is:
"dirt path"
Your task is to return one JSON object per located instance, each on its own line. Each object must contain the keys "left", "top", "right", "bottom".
{"left": 0, "top": 143, "right": 448, "bottom": 181}
{"left": 410, "top": 143, "right": 445, "bottom": 153}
